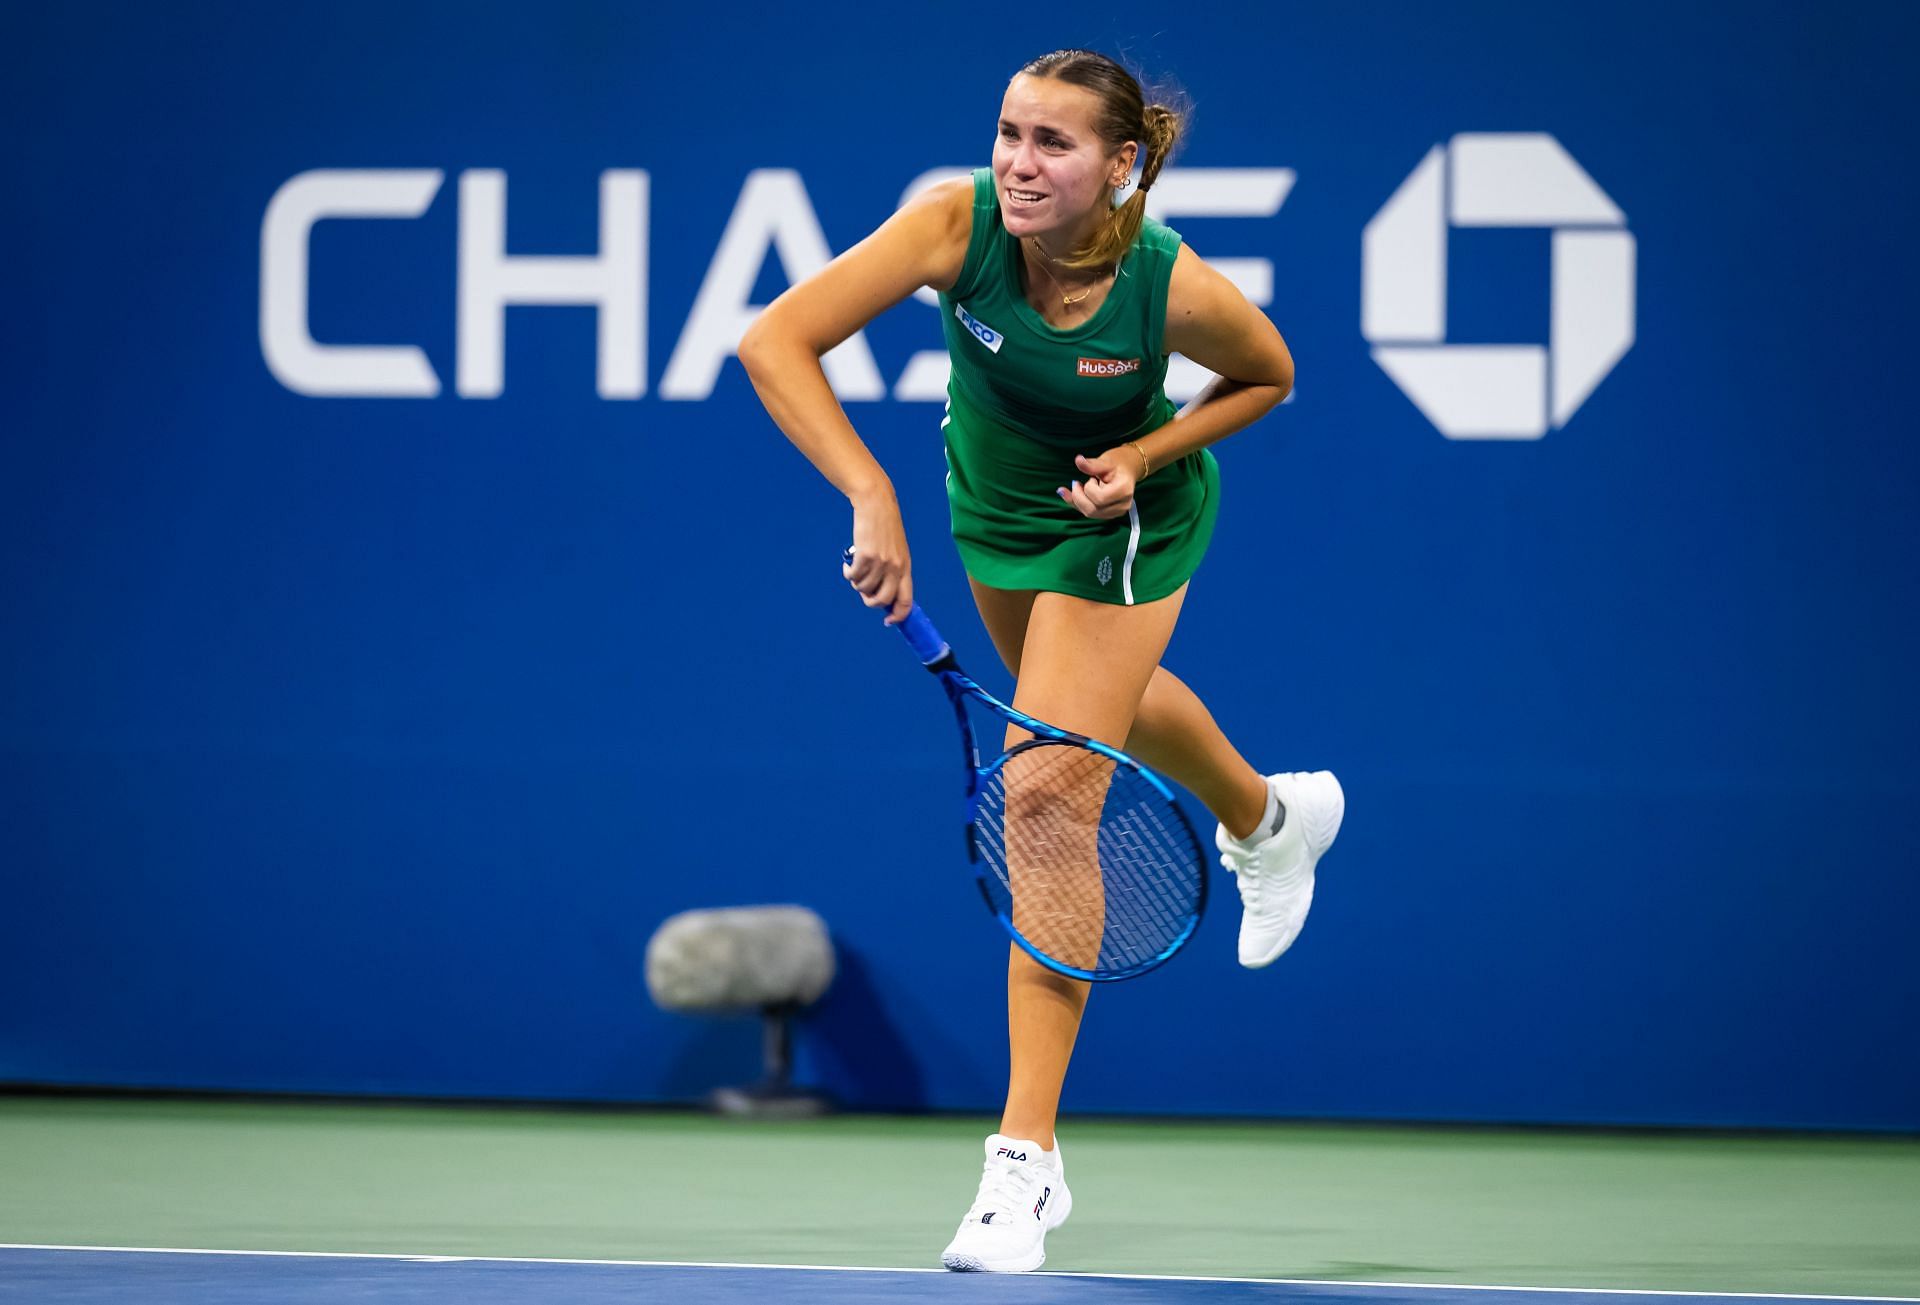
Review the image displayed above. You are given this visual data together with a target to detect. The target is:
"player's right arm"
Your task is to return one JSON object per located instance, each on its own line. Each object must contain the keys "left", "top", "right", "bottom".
{"left": 739, "top": 177, "right": 974, "bottom": 623}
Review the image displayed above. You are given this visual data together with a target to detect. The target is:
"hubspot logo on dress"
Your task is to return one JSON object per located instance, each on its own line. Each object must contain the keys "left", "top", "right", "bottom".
{"left": 1077, "top": 357, "right": 1141, "bottom": 377}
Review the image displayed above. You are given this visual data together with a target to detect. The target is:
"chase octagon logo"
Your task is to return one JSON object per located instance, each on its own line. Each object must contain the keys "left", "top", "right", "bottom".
{"left": 1363, "top": 133, "right": 1636, "bottom": 440}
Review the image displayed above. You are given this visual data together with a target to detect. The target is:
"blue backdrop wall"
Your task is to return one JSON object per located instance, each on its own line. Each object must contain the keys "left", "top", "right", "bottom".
{"left": 4, "top": 1, "right": 1917, "bottom": 1130}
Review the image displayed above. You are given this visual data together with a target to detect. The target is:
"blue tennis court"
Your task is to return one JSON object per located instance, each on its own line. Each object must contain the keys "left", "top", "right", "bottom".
{"left": 9, "top": 1249, "right": 1918, "bottom": 1305}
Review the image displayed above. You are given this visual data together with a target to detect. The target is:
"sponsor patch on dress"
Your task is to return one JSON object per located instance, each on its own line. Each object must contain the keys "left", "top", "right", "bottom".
{"left": 955, "top": 304, "right": 1004, "bottom": 353}
{"left": 1077, "top": 357, "right": 1142, "bottom": 377}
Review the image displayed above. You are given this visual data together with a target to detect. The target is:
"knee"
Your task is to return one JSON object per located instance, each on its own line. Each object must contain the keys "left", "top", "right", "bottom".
{"left": 1001, "top": 752, "right": 1104, "bottom": 828}
{"left": 1004, "top": 780, "right": 1074, "bottom": 829}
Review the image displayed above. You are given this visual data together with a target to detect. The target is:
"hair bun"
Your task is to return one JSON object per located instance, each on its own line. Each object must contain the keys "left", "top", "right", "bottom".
{"left": 1139, "top": 103, "right": 1183, "bottom": 191}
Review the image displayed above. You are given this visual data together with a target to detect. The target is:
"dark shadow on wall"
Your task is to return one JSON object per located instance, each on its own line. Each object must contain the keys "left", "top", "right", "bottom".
{"left": 796, "top": 943, "right": 928, "bottom": 1111}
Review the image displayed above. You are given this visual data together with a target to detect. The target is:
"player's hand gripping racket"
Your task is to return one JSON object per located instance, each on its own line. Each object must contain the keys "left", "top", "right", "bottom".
{"left": 842, "top": 550, "right": 1207, "bottom": 981}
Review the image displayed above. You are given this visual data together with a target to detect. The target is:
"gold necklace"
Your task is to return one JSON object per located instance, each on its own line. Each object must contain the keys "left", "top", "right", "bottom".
{"left": 1029, "top": 240, "right": 1111, "bottom": 310}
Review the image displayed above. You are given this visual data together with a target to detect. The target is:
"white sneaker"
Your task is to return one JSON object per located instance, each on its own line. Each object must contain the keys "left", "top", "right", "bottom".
{"left": 939, "top": 1133, "right": 1072, "bottom": 1273}
{"left": 1216, "top": 771, "right": 1345, "bottom": 968}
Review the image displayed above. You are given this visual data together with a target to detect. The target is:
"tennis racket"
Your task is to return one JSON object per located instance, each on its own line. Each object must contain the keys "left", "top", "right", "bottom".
{"left": 842, "top": 550, "right": 1207, "bottom": 981}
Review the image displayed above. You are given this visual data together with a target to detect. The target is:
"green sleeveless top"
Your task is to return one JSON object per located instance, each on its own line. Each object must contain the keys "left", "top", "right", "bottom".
{"left": 939, "top": 168, "right": 1182, "bottom": 450}
{"left": 933, "top": 169, "right": 1221, "bottom": 606}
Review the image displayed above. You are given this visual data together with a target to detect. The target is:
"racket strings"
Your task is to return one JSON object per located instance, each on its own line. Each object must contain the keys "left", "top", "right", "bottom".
{"left": 1096, "top": 801, "right": 1196, "bottom": 963}
{"left": 974, "top": 740, "right": 1205, "bottom": 976}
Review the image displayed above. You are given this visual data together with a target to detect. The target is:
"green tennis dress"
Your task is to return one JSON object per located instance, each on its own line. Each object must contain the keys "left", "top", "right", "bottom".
{"left": 938, "top": 168, "right": 1220, "bottom": 605}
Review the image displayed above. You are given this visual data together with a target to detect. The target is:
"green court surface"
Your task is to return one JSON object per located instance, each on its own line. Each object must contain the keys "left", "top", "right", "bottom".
{"left": 2, "top": 1096, "right": 1915, "bottom": 1297}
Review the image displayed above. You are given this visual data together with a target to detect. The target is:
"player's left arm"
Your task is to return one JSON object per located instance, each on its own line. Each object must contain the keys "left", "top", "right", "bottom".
{"left": 1065, "top": 245, "right": 1295, "bottom": 520}
{"left": 1150, "top": 244, "right": 1294, "bottom": 456}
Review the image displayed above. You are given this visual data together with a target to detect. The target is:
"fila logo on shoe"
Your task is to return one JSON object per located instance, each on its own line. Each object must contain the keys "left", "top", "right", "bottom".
{"left": 994, "top": 1146, "right": 1028, "bottom": 1161}
{"left": 1033, "top": 1186, "right": 1051, "bottom": 1220}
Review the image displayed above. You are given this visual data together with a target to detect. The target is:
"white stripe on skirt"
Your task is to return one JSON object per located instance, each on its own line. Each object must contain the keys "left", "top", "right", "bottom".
{"left": 1122, "top": 501, "right": 1142, "bottom": 606}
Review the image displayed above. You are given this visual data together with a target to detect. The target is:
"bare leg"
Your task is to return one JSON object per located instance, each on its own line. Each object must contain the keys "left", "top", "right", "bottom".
{"left": 1002, "top": 743, "right": 1108, "bottom": 973}
{"left": 1000, "top": 952, "right": 1088, "bottom": 1150}
{"left": 984, "top": 585, "right": 1185, "bottom": 1148}
{"left": 969, "top": 580, "right": 1270, "bottom": 841}
{"left": 1127, "top": 667, "right": 1270, "bottom": 840}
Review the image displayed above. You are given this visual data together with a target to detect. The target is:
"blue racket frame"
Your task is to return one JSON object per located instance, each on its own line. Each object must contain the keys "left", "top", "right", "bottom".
{"left": 845, "top": 555, "right": 1206, "bottom": 981}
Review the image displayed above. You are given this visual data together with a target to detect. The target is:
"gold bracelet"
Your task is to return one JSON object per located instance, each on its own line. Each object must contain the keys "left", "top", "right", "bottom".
{"left": 1126, "top": 440, "right": 1151, "bottom": 480}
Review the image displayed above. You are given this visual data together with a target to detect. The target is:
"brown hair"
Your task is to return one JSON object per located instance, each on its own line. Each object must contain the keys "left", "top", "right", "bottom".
{"left": 1016, "top": 49, "right": 1185, "bottom": 270}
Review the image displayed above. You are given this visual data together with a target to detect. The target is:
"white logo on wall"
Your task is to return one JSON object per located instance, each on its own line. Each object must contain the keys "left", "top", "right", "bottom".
{"left": 258, "top": 167, "right": 1292, "bottom": 402}
{"left": 1362, "top": 134, "right": 1635, "bottom": 439}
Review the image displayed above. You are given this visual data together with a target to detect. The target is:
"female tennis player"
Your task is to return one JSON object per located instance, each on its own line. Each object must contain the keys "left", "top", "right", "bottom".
{"left": 741, "top": 49, "right": 1344, "bottom": 1273}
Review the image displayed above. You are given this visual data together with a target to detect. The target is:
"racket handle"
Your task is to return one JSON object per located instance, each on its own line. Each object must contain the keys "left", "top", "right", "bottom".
{"left": 841, "top": 547, "right": 951, "bottom": 665}
{"left": 896, "top": 606, "right": 950, "bottom": 665}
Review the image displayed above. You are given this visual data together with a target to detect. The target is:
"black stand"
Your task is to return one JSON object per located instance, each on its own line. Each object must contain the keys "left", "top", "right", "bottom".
{"left": 708, "top": 1001, "right": 832, "bottom": 1119}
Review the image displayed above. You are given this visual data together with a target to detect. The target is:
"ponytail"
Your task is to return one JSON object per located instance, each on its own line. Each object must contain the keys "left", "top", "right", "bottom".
{"left": 1060, "top": 101, "right": 1182, "bottom": 271}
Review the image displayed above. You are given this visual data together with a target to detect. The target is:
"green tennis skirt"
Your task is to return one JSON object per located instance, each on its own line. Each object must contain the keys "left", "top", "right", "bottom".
{"left": 941, "top": 387, "right": 1220, "bottom": 606}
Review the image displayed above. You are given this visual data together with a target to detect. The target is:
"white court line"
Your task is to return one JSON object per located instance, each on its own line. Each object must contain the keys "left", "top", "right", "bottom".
{"left": 1, "top": 1245, "right": 1915, "bottom": 1303}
